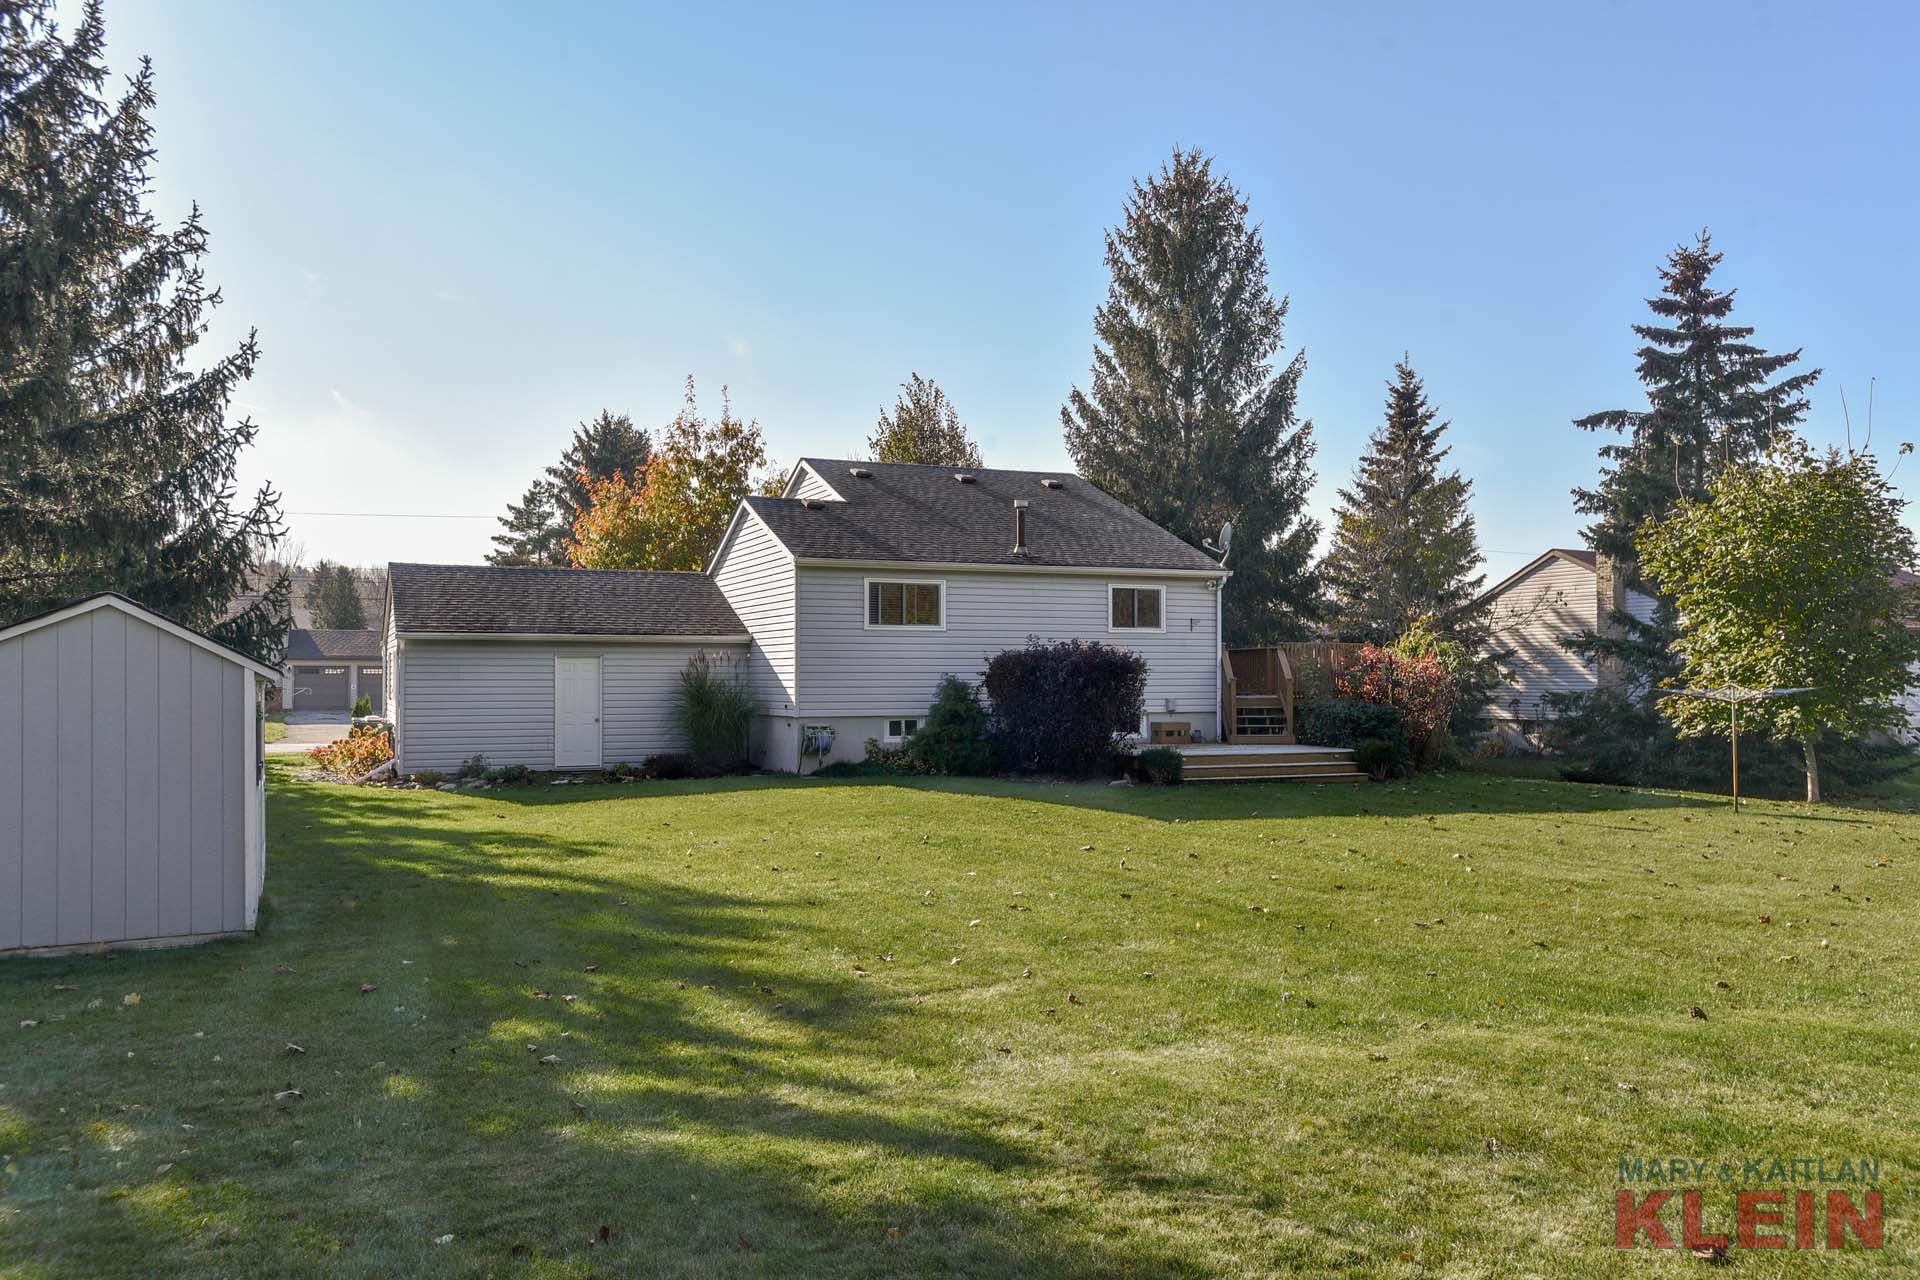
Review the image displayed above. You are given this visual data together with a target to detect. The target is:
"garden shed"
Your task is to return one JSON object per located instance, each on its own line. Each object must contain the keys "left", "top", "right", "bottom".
{"left": 0, "top": 593, "right": 276, "bottom": 956}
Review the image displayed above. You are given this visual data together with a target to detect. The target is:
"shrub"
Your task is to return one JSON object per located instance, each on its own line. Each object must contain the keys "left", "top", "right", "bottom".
{"left": 1353, "top": 737, "right": 1398, "bottom": 781}
{"left": 672, "top": 653, "right": 755, "bottom": 768}
{"left": 412, "top": 769, "right": 448, "bottom": 785}
{"left": 486, "top": 764, "right": 533, "bottom": 786}
{"left": 311, "top": 724, "right": 392, "bottom": 778}
{"left": 1297, "top": 698, "right": 1404, "bottom": 748}
{"left": 643, "top": 751, "right": 695, "bottom": 780}
{"left": 905, "top": 676, "right": 995, "bottom": 776}
{"left": 351, "top": 694, "right": 374, "bottom": 718}
{"left": 1334, "top": 644, "right": 1454, "bottom": 767}
{"left": 862, "top": 739, "right": 914, "bottom": 772}
{"left": 455, "top": 754, "right": 489, "bottom": 780}
{"left": 1130, "top": 745, "right": 1185, "bottom": 785}
{"left": 983, "top": 639, "right": 1147, "bottom": 776}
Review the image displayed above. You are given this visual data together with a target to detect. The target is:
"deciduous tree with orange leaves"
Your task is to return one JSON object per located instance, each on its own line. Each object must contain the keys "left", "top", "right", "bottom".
{"left": 570, "top": 379, "right": 780, "bottom": 572}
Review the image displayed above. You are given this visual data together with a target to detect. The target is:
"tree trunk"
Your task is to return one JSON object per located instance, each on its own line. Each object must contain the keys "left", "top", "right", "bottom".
{"left": 1802, "top": 737, "right": 1822, "bottom": 804}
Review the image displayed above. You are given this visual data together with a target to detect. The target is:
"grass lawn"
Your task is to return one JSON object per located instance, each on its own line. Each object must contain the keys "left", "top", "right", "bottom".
{"left": 263, "top": 712, "right": 286, "bottom": 745}
{"left": 3, "top": 764, "right": 1916, "bottom": 1277}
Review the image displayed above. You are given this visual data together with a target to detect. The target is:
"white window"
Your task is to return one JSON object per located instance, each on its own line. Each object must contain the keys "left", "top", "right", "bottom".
{"left": 865, "top": 578, "right": 945, "bottom": 629}
{"left": 884, "top": 717, "right": 921, "bottom": 743}
{"left": 1109, "top": 584, "right": 1164, "bottom": 631}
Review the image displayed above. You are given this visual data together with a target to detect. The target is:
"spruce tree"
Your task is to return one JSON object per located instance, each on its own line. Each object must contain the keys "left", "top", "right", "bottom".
{"left": 869, "top": 374, "right": 982, "bottom": 467}
{"left": 304, "top": 562, "right": 366, "bottom": 630}
{"left": 0, "top": 1, "right": 288, "bottom": 660}
{"left": 1322, "top": 359, "right": 1483, "bottom": 642}
{"left": 1063, "top": 148, "right": 1319, "bottom": 642}
{"left": 489, "top": 410, "right": 649, "bottom": 565}
{"left": 488, "top": 481, "right": 569, "bottom": 567}
{"left": 1573, "top": 231, "right": 1819, "bottom": 561}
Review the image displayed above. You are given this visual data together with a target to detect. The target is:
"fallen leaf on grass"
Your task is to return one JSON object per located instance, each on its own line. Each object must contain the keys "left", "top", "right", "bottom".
{"left": 284, "top": 1043, "right": 305, "bottom": 1055}
{"left": 122, "top": 993, "right": 140, "bottom": 1006}
{"left": 538, "top": 1054, "right": 561, "bottom": 1066}
{"left": 1690, "top": 1006, "right": 1709, "bottom": 1021}
{"left": 358, "top": 984, "right": 377, "bottom": 995}
{"left": 274, "top": 1089, "right": 304, "bottom": 1102}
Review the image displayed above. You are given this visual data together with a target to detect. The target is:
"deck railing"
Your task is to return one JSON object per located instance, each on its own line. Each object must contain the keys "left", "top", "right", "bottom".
{"left": 1222, "top": 645, "right": 1296, "bottom": 743}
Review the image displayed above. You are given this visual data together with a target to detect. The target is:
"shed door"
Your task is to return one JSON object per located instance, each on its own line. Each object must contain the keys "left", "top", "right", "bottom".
{"left": 293, "top": 664, "right": 351, "bottom": 709}
{"left": 553, "top": 657, "right": 603, "bottom": 768}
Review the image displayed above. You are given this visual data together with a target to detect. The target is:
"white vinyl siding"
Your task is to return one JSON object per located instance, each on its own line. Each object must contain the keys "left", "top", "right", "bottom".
{"left": 788, "top": 465, "right": 843, "bottom": 503}
{"left": 1484, "top": 557, "right": 1600, "bottom": 716}
{"left": 394, "top": 640, "right": 746, "bottom": 773}
{"left": 795, "top": 567, "right": 1218, "bottom": 721}
{"left": 711, "top": 508, "right": 798, "bottom": 712}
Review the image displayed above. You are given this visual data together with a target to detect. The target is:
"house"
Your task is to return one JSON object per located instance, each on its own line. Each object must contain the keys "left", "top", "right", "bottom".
{"left": 280, "top": 628, "right": 385, "bottom": 711}
{"left": 1477, "top": 548, "right": 1659, "bottom": 732}
{"left": 382, "top": 458, "right": 1228, "bottom": 774}
{"left": 0, "top": 594, "right": 275, "bottom": 955}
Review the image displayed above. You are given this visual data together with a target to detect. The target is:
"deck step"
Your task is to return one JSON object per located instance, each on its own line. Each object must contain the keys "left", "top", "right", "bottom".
{"left": 1189, "top": 769, "right": 1369, "bottom": 784}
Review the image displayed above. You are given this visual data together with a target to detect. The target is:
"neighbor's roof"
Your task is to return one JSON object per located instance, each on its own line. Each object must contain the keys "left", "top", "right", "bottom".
{"left": 386, "top": 563, "right": 746, "bottom": 637}
{"left": 736, "top": 458, "right": 1224, "bottom": 573}
{"left": 286, "top": 628, "right": 383, "bottom": 661}
{"left": 1477, "top": 547, "right": 1601, "bottom": 603}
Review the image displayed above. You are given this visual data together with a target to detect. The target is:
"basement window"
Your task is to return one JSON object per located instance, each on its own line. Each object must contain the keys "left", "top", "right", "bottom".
{"left": 884, "top": 717, "right": 921, "bottom": 743}
{"left": 1109, "top": 585, "right": 1164, "bottom": 631}
{"left": 865, "top": 579, "right": 945, "bottom": 629}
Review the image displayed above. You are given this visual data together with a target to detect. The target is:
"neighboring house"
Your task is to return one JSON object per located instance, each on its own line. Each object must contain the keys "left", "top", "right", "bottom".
{"left": 1477, "top": 548, "right": 1658, "bottom": 732}
{"left": 381, "top": 458, "right": 1227, "bottom": 774}
{"left": 0, "top": 593, "right": 274, "bottom": 955}
{"left": 382, "top": 564, "right": 749, "bottom": 775}
{"left": 281, "top": 628, "right": 385, "bottom": 711}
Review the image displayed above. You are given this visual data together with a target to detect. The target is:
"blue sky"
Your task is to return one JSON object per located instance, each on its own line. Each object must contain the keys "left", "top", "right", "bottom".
{"left": 90, "top": 0, "right": 1916, "bottom": 576}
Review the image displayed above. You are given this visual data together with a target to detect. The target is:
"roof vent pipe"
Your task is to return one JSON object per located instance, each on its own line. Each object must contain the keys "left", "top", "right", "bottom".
{"left": 848, "top": 466, "right": 871, "bottom": 478}
{"left": 954, "top": 472, "right": 977, "bottom": 484}
{"left": 1012, "top": 499, "right": 1029, "bottom": 555}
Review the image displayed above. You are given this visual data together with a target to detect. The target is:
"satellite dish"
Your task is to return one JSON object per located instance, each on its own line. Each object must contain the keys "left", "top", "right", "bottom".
{"left": 1218, "top": 521, "right": 1233, "bottom": 555}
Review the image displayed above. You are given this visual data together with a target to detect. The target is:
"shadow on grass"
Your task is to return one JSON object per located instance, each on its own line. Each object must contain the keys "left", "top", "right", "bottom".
{"left": 0, "top": 773, "right": 1201, "bottom": 1278}
{"left": 450, "top": 763, "right": 1727, "bottom": 825}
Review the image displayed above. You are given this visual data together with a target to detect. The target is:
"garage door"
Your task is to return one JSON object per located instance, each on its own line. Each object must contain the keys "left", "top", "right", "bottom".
{"left": 359, "top": 667, "right": 383, "bottom": 710}
{"left": 292, "top": 664, "right": 351, "bottom": 709}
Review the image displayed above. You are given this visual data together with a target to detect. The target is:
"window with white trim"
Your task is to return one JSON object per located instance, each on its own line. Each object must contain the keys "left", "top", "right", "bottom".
{"left": 884, "top": 717, "right": 921, "bottom": 743}
{"left": 1109, "top": 585, "right": 1164, "bottom": 630}
{"left": 865, "top": 579, "right": 944, "bottom": 628}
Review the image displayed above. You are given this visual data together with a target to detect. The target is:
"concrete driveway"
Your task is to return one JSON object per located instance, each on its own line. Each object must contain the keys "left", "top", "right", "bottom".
{"left": 266, "top": 711, "right": 352, "bottom": 755}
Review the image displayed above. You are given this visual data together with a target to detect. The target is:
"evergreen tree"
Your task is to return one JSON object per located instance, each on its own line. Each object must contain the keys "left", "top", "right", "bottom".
{"left": 1322, "top": 359, "right": 1483, "bottom": 641}
{"left": 488, "top": 481, "right": 569, "bottom": 567}
{"left": 304, "top": 562, "right": 366, "bottom": 630}
{"left": 0, "top": 1, "right": 288, "bottom": 660}
{"left": 489, "top": 410, "right": 650, "bottom": 566}
{"left": 1063, "top": 148, "right": 1319, "bottom": 642}
{"left": 1573, "top": 231, "right": 1819, "bottom": 561}
{"left": 868, "top": 374, "right": 982, "bottom": 467}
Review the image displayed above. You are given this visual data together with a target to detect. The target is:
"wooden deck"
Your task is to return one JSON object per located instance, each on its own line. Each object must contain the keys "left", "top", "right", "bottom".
{"left": 1176, "top": 743, "right": 1366, "bottom": 784}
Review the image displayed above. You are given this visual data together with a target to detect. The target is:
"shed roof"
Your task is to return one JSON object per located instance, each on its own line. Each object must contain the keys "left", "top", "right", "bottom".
{"left": 386, "top": 563, "right": 747, "bottom": 638}
{"left": 734, "top": 458, "right": 1224, "bottom": 573}
{"left": 0, "top": 593, "right": 279, "bottom": 680}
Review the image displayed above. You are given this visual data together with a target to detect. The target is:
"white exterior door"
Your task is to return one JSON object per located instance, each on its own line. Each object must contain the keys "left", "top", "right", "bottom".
{"left": 553, "top": 657, "right": 603, "bottom": 768}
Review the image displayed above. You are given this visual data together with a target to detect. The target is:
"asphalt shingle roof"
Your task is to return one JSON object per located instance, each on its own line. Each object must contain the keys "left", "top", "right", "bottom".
{"left": 742, "top": 459, "right": 1223, "bottom": 572}
{"left": 386, "top": 564, "right": 746, "bottom": 637}
{"left": 286, "top": 628, "right": 383, "bottom": 661}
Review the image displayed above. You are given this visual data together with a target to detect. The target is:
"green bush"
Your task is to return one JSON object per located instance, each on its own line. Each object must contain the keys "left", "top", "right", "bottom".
{"left": 485, "top": 764, "right": 533, "bottom": 786}
{"left": 1129, "top": 746, "right": 1185, "bottom": 785}
{"left": 1353, "top": 738, "right": 1397, "bottom": 781}
{"left": 672, "top": 653, "right": 755, "bottom": 768}
{"left": 455, "top": 754, "right": 489, "bottom": 780}
{"left": 412, "top": 770, "right": 447, "bottom": 785}
{"left": 351, "top": 694, "right": 373, "bottom": 718}
{"left": 643, "top": 752, "right": 696, "bottom": 780}
{"left": 905, "top": 676, "right": 995, "bottom": 776}
{"left": 862, "top": 739, "right": 914, "bottom": 772}
{"left": 1298, "top": 699, "right": 1410, "bottom": 775}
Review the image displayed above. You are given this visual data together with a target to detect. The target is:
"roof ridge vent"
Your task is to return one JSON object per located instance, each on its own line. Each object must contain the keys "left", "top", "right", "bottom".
{"left": 848, "top": 466, "right": 872, "bottom": 478}
{"left": 953, "top": 472, "right": 977, "bottom": 484}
